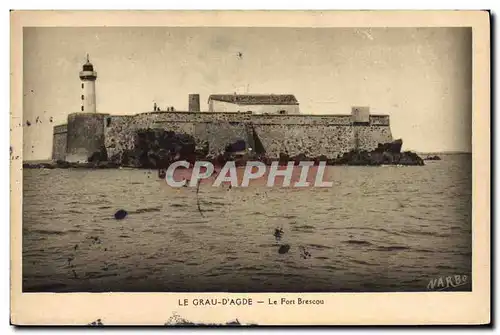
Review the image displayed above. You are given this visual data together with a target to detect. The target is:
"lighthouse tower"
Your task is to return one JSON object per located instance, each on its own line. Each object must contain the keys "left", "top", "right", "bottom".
{"left": 79, "top": 54, "right": 97, "bottom": 113}
{"left": 66, "top": 54, "right": 108, "bottom": 163}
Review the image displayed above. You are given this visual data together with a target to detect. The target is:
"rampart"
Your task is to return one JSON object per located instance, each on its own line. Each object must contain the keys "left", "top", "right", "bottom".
{"left": 52, "top": 111, "right": 393, "bottom": 165}
{"left": 52, "top": 124, "right": 68, "bottom": 161}
{"left": 65, "top": 113, "right": 109, "bottom": 163}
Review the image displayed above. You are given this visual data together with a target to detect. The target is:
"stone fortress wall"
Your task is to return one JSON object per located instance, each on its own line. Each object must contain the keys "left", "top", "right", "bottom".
{"left": 53, "top": 109, "right": 393, "bottom": 164}
{"left": 65, "top": 113, "right": 108, "bottom": 163}
{"left": 52, "top": 124, "right": 68, "bottom": 161}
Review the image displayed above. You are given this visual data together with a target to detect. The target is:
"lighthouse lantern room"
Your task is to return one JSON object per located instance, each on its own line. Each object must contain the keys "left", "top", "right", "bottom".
{"left": 79, "top": 54, "right": 98, "bottom": 113}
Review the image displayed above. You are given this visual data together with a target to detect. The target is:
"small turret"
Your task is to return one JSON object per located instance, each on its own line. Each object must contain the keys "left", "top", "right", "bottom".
{"left": 189, "top": 94, "right": 200, "bottom": 112}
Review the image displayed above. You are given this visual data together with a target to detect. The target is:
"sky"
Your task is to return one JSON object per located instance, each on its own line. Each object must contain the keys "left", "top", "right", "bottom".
{"left": 23, "top": 27, "right": 472, "bottom": 160}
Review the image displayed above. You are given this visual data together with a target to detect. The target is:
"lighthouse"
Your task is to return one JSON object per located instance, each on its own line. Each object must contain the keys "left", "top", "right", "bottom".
{"left": 79, "top": 54, "right": 97, "bottom": 113}
{"left": 65, "top": 54, "right": 107, "bottom": 163}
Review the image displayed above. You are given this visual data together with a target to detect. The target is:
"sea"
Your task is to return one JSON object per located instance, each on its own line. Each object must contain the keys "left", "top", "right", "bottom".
{"left": 22, "top": 154, "right": 472, "bottom": 292}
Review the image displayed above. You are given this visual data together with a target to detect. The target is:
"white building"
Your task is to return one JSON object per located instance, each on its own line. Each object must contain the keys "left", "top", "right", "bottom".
{"left": 207, "top": 94, "right": 300, "bottom": 114}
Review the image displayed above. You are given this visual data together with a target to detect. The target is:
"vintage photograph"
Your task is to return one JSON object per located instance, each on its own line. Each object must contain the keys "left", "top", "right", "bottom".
{"left": 20, "top": 25, "right": 473, "bottom": 294}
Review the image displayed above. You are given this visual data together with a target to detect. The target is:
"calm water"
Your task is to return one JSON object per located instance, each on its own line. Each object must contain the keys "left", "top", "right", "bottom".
{"left": 22, "top": 155, "right": 472, "bottom": 292}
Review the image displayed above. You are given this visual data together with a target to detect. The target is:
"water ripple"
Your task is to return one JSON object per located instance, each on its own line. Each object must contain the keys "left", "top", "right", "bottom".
{"left": 22, "top": 155, "right": 472, "bottom": 292}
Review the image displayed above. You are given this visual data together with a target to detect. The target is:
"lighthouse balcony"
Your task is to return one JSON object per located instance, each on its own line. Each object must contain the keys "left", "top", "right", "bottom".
{"left": 79, "top": 70, "right": 97, "bottom": 80}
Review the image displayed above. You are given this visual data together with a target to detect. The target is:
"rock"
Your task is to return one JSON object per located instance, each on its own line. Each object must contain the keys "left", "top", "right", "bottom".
{"left": 112, "top": 129, "right": 198, "bottom": 168}
{"left": 95, "top": 161, "right": 120, "bottom": 169}
{"left": 114, "top": 209, "right": 128, "bottom": 220}
{"left": 55, "top": 160, "right": 71, "bottom": 168}
{"left": 330, "top": 139, "right": 424, "bottom": 166}
{"left": 22, "top": 162, "right": 56, "bottom": 169}
{"left": 52, "top": 134, "right": 425, "bottom": 169}
{"left": 424, "top": 155, "right": 441, "bottom": 161}
{"left": 373, "top": 139, "right": 403, "bottom": 154}
{"left": 278, "top": 244, "right": 291, "bottom": 254}
{"left": 50, "top": 159, "right": 119, "bottom": 169}
{"left": 88, "top": 146, "right": 108, "bottom": 163}
{"left": 399, "top": 152, "right": 425, "bottom": 166}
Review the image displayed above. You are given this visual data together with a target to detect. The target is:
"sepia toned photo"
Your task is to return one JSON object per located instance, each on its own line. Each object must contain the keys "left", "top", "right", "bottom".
{"left": 10, "top": 10, "right": 490, "bottom": 325}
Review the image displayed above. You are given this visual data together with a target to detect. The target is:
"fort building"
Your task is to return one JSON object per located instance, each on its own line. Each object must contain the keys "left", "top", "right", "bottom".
{"left": 52, "top": 58, "right": 393, "bottom": 165}
{"left": 207, "top": 94, "right": 300, "bottom": 115}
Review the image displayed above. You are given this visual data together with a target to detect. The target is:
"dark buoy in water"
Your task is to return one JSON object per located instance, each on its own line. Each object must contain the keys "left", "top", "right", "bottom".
{"left": 278, "top": 244, "right": 290, "bottom": 254}
{"left": 158, "top": 169, "right": 166, "bottom": 179}
{"left": 114, "top": 209, "right": 128, "bottom": 220}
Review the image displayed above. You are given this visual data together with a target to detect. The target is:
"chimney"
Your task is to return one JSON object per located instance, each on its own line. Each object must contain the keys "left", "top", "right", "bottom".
{"left": 188, "top": 94, "right": 200, "bottom": 112}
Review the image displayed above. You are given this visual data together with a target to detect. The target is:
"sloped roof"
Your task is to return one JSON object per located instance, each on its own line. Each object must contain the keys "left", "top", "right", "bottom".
{"left": 208, "top": 94, "right": 299, "bottom": 105}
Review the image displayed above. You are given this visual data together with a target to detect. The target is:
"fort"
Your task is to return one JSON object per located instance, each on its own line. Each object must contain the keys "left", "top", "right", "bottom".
{"left": 50, "top": 57, "right": 422, "bottom": 168}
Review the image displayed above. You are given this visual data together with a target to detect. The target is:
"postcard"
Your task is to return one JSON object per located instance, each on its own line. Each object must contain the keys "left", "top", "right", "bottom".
{"left": 10, "top": 10, "right": 490, "bottom": 326}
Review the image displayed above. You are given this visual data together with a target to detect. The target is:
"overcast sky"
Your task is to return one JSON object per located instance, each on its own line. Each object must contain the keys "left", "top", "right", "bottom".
{"left": 23, "top": 27, "right": 471, "bottom": 160}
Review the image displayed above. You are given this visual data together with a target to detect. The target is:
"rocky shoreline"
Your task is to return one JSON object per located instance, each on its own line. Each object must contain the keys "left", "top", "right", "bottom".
{"left": 23, "top": 139, "right": 425, "bottom": 169}
{"left": 424, "top": 155, "right": 441, "bottom": 161}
